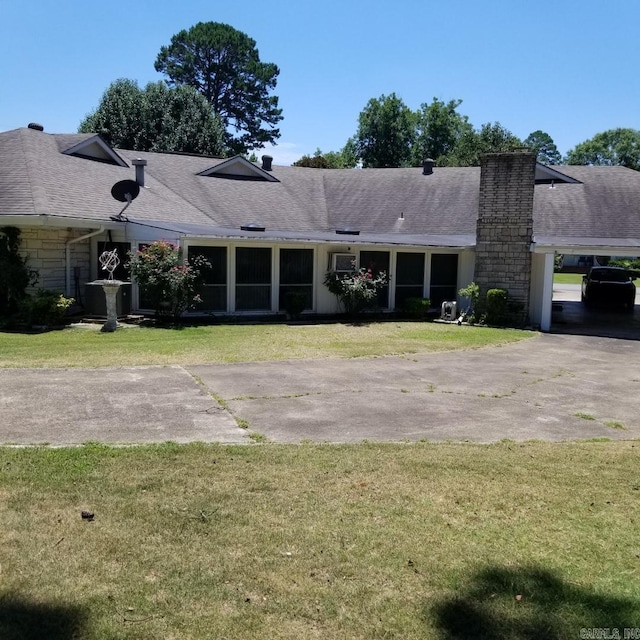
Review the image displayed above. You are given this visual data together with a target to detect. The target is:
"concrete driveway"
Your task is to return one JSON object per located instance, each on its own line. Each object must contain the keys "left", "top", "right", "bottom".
{"left": 1, "top": 333, "right": 639, "bottom": 445}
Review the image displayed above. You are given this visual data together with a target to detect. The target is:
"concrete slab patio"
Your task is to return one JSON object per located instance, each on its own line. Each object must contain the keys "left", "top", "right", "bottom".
{"left": 1, "top": 333, "right": 639, "bottom": 445}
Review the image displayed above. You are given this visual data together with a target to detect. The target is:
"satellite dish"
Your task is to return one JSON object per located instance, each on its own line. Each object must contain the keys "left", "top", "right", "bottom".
{"left": 111, "top": 180, "right": 140, "bottom": 203}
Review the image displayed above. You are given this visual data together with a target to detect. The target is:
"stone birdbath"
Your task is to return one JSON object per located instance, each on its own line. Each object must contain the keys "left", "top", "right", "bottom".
{"left": 88, "top": 248, "right": 130, "bottom": 332}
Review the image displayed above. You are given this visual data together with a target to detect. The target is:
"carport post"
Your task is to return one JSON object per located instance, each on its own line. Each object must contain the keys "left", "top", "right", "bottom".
{"left": 540, "top": 252, "right": 555, "bottom": 332}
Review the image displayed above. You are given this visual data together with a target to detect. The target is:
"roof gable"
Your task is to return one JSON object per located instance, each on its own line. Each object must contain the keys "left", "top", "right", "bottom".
{"left": 198, "top": 155, "right": 279, "bottom": 182}
{"left": 534, "top": 163, "right": 581, "bottom": 184}
{"left": 62, "top": 135, "right": 129, "bottom": 167}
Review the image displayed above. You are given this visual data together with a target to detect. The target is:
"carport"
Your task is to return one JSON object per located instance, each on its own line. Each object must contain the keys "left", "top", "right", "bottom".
{"left": 530, "top": 242, "right": 640, "bottom": 336}
{"left": 527, "top": 164, "right": 640, "bottom": 334}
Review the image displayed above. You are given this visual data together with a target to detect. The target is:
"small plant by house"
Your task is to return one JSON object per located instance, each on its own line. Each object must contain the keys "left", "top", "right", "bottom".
{"left": 20, "top": 288, "right": 74, "bottom": 328}
{"left": 324, "top": 263, "right": 388, "bottom": 315}
{"left": 127, "top": 240, "right": 211, "bottom": 322}
{"left": 458, "top": 281, "right": 480, "bottom": 323}
{"left": 401, "top": 296, "right": 431, "bottom": 319}
{"left": 283, "top": 290, "right": 307, "bottom": 319}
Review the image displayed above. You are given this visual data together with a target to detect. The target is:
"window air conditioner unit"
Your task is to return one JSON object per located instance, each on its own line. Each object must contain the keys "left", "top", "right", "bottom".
{"left": 331, "top": 253, "right": 356, "bottom": 272}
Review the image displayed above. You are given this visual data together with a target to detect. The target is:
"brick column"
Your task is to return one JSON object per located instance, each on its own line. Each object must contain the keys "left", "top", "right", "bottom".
{"left": 474, "top": 151, "right": 536, "bottom": 324}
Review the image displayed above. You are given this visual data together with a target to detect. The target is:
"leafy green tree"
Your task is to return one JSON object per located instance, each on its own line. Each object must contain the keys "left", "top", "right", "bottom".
{"left": 411, "top": 98, "right": 473, "bottom": 166}
{"left": 79, "top": 79, "right": 225, "bottom": 155}
{"left": 293, "top": 148, "right": 331, "bottom": 168}
{"left": 154, "top": 22, "right": 283, "bottom": 155}
{"left": 293, "top": 140, "right": 359, "bottom": 169}
{"left": 565, "top": 128, "right": 640, "bottom": 171}
{"left": 523, "top": 130, "right": 562, "bottom": 165}
{"left": 446, "top": 122, "right": 522, "bottom": 166}
{"left": 354, "top": 93, "right": 416, "bottom": 168}
{"left": 79, "top": 79, "right": 143, "bottom": 149}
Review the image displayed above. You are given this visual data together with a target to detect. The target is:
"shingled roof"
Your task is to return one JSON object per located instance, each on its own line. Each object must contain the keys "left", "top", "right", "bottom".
{"left": 1, "top": 126, "right": 639, "bottom": 249}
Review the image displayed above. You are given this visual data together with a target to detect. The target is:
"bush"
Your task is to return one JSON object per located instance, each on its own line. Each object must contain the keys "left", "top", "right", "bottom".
{"left": 0, "top": 227, "right": 39, "bottom": 317}
{"left": 284, "top": 290, "right": 307, "bottom": 319}
{"left": 127, "top": 241, "right": 210, "bottom": 321}
{"left": 324, "top": 266, "right": 388, "bottom": 316}
{"left": 485, "top": 288, "right": 509, "bottom": 326}
{"left": 21, "top": 289, "right": 74, "bottom": 327}
{"left": 609, "top": 258, "right": 640, "bottom": 271}
{"left": 402, "top": 297, "right": 431, "bottom": 319}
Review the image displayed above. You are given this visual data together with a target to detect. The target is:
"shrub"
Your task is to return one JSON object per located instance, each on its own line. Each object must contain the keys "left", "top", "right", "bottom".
{"left": 402, "top": 297, "right": 431, "bottom": 319}
{"left": 284, "top": 290, "right": 307, "bottom": 319}
{"left": 127, "top": 241, "right": 210, "bottom": 321}
{"left": 485, "top": 288, "right": 509, "bottom": 326}
{"left": 324, "top": 266, "right": 388, "bottom": 316}
{"left": 21, "top": 289, "right": 74, "bottom": 327}
{"left": 609, "top": 258, "right": 640, "bottom": 271}
{"left": 0, "top": 227, "right": 39, "bottom": 317}
{"left": 458, "top": 281, "right": 480, "bottom": 318}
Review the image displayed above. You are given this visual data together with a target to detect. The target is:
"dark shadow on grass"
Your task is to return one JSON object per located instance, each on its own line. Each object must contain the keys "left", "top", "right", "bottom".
{"left": 431, "top": 565, "right": 639, "bottom": 639}
{"left": 0, "top": 595, "right": 87, "bottom": 640}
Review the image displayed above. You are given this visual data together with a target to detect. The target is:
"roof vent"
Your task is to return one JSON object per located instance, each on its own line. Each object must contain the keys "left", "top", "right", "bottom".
{"left": 27, "top": 122, "right": 44, "bottom": 131}
{"left": 422, "top": 158, "right": 434, "bottom": 175}
{"left": 261, "top": 155, "right": 273, "bottom": 171}
{"left": 132, "top": 158, "right": 147, "bottom": 187}
{"left": 336, "top": 228, "right": 360, "bottom": 236}
{"left": 241, "top": 223, "right": 266, "bottom": 232}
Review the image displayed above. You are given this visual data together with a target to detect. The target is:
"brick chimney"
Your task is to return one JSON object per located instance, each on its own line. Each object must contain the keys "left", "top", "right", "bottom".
{"left": 474, "top": 151, "right": 536, "bottom": 324}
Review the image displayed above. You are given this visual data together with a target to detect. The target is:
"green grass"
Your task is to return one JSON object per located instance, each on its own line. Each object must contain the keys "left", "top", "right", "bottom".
{"left": 0, "top": 322, "right": 533, "bottom": 368}
{"left": 554, "top": 272, "right": 640, "bottom": 286}
{"left": 574, "top": 411, "right": 596, "bottom": 421}
{"left": 0, "top": 441, "right": 638, "bottom": 639}
{"left": 554, "top": 272, "right": 583, "bottom": 285}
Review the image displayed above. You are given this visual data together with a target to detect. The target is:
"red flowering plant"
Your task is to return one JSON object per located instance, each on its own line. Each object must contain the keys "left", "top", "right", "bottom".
{"left": 324, "top": 261, "right": 388, "bottom": 315}
{"left": 127, "top": 241, "right": 211, "bottom": 321}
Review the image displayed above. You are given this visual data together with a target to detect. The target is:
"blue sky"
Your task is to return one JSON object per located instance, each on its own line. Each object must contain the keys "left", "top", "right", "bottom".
{"left": 1, "top": 0, "right": 638, "bottom": 165}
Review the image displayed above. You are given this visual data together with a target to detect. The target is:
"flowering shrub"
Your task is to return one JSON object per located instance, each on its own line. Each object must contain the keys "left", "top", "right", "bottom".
{"left": 324, "top": 264, "right": 388, "bottom": 315}
{"left": 127, "top": 241, "right": 210, "bottom": 321}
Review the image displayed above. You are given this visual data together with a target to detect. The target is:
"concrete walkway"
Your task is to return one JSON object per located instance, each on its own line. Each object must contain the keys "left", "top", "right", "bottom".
{"left": 1, "top": 333, "right": 639, "bottom": 445}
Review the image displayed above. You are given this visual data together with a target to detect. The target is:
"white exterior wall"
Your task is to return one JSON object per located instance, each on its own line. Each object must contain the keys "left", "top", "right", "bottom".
{"left": 457, "top": 249, "right": 475, "bottom": 298}
{"left": 529, "top": 251, "right": 555, "bottom": 331}
{"left": 19, "top": 226, "right": 96, "bottom": 296}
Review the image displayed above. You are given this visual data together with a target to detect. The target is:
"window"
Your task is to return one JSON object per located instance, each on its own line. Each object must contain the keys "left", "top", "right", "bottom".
{"left": 395, "top": 252, "right": 425, "bottom": 308}
{"left": 430, "top": 254, "right": 458, "bottom": 307}
{"left": 279, "top": 248, "right": 313, "bottom": 311}
{"left": 360, "top": 251, "right": 390, "bottom": 309}
{"left": 236, "top": 247, "right": 272, "bottom": 311}
{"left": 188, "top": 246, "right": 227, "bottom": 312}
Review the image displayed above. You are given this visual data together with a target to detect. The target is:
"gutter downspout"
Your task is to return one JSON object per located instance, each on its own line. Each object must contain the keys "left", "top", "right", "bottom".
{"left": 66, "top": 227, "right": 105, "bottom": 297}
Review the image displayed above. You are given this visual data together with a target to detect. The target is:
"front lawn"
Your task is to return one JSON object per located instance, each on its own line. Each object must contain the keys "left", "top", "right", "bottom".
{"left": 554, "top": 272, "right": 583, "bottom": 285}
{"left": 1, "top": 441, "right": 638, "bottom": 639}
{"left": 0, "top": 321, "right": 533, "bottom": 368}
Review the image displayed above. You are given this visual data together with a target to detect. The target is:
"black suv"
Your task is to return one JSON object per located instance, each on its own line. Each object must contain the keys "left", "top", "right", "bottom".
{"left": 581, "top": 267, "right": 636, "bottom": 312}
